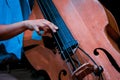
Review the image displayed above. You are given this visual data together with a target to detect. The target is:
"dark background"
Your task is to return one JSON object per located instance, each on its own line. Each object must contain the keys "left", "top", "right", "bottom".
{"left": 99, "top": 0, "right": 120, "bottom": 29}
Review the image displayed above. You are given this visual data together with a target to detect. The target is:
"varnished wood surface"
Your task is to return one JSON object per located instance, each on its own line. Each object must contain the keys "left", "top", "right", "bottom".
{"left": 24, "top": 0, "right": 120, "bottom": 80}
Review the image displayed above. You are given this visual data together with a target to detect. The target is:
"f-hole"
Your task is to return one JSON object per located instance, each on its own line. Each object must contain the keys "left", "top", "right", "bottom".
{"left": 94, "top": 48, "right": 120, "bottom": 73}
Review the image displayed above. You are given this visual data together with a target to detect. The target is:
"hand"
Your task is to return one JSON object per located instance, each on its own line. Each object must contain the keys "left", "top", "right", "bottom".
{"left": 24, "top": 19, "right": 58, "bottom": 35}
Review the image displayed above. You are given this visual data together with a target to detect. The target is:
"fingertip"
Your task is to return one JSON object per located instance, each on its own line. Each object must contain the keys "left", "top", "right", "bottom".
{"left": 55, "top": 26, "right": 58, "bottom": 29}
{"left": 52, "top": 23, "right": 58, "bottom": 29}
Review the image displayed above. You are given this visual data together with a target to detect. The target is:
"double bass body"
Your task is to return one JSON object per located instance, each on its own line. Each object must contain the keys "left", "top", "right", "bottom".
{"left": 24, "top": 0, "right": 120, "bottom": 80}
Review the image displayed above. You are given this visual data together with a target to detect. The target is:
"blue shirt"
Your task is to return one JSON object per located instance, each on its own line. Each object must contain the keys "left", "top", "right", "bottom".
{"left": 0, "top": 0, "right": 31, "bottom": 59}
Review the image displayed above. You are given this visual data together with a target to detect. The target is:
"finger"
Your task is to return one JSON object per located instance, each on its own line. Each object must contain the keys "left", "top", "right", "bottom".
{"left": 49, "top": 23, "right": 58, "bottom": 32}
{"left": 42, "top": 19, "right": 58, "bottom": 32}
{"left": 51, "top": 23, "right": 58, "bottom": 30}
{"left": 45, "top": 22, "right": 58, "bottom": 32}
{"left": 33, "top": 25, "right": 41, "bottom": 35}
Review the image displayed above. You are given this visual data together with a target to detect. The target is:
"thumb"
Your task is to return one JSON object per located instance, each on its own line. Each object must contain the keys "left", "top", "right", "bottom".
{"left": 33, "top": 26, "right": 41, "bottom": 35}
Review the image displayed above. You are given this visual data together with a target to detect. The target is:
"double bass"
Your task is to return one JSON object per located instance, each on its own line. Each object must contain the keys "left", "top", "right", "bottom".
{"left": 24, "top": 0, "right": 120, "bottom": 80}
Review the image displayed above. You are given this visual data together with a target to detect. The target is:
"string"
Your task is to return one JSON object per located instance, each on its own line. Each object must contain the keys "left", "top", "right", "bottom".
{"left": 37, "top": 0, "right": 80, "bottom": 73}
{"left": 44, "top": 0, "right": 77, "bottom": 71}
{"left": 37, "top": 0, "right": 105, "bottom": 80}
{"left": 46, "top": 0, "right": 83, "bottom": 70}
{"left": 37, "top": 0, "right": 74, "bottom": 73}
{"left": 46, "top": 0, "right": 79, "bottom": 68}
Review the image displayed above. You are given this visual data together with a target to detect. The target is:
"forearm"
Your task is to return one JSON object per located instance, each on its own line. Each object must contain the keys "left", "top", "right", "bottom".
{"left": 0, "top": 21, "right": 27, "bottom": 40}
{"left": 0, "top": 19, "right": 58, "bottom": 41}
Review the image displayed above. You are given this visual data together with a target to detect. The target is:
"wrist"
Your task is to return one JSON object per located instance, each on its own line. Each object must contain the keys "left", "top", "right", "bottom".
{"left": 22, "top": 20, "right": 30, "bottom": 29}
